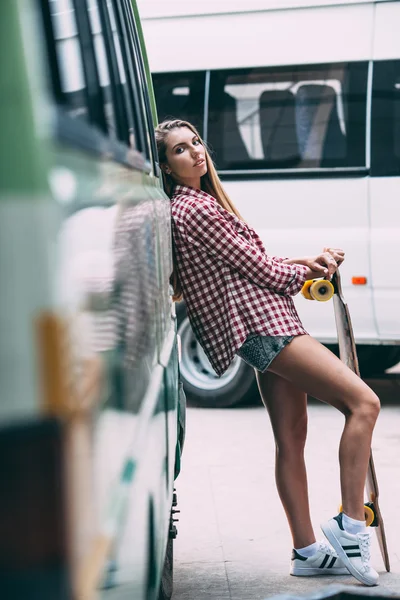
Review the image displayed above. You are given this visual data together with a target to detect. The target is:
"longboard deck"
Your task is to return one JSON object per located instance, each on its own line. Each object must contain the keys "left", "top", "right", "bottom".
{"left": 332, "top": 271, "right": 390, "bottom": 572}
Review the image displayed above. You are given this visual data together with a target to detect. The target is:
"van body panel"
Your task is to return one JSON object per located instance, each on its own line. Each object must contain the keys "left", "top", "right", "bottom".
{"left": 373, "top": 1, "right": 400, "bottom": 60}
{"left": 140, "top": 0, "right": 386, "bottom": 20}
{"left": 369, "top": 177, "right": 400, "bottom": 339}
{"left": 224, "top": 177, "right": 377, "bottom": 343}
{"left": 142, "top": 4, "right": 374, "bottom": 71}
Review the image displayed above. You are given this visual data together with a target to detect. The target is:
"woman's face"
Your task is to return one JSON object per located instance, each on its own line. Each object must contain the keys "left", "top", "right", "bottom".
{"left": 163, "top": 127, "right": 207, "bottom": 187}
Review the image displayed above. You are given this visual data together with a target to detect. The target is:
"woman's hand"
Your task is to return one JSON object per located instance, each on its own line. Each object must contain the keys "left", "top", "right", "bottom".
{"left": 303, "top": 252, "right": 339, "bottom": 280}
{"left": 323, "top": 247, "right": 345, "bottom": 267}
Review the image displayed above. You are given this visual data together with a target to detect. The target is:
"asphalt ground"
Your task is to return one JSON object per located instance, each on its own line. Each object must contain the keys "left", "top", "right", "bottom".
{"left": 172, "top": 372, "right": 400, "bottom": 600}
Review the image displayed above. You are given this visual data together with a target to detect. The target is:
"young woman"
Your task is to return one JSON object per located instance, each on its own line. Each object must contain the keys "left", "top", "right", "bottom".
{"left": 155, "top": 119, "right": 380, "bottom": 587}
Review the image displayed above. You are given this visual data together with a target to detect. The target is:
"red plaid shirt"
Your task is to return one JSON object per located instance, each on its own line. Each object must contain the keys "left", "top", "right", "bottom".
{"left": 171, "top": 185, "right": 309, "bottom": 376}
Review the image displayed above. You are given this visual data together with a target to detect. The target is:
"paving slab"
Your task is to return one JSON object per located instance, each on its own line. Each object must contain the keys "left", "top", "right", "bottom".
{"left": 173, "top": 402, "right": 400, "bottom": 599}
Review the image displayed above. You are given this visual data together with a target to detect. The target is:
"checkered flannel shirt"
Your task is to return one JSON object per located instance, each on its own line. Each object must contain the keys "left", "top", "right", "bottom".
{"left": 171, "top": 185, "right": 309, "bottom": 376}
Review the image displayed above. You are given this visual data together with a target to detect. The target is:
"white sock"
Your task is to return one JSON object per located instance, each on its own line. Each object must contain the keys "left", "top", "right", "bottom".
{"left": 294, "top": 541, "right": 319, "bottom": 557}
{"left": 342, "top": 512, "right": 368, "bottom": 535}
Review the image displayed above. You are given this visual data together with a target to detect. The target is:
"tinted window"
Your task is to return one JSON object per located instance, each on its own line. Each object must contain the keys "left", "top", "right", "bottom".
{"left": 152, "top": 72, "right": 205, "bottom": 135}
{"left": 48, "top": 0, "right": 89, "bottom": 121}
{"left": 121, "top": 2, "right": 154, "bottom": 161}
{"left": 371, "top": 60, "right": 400, "bottom": 176}
{"left": 87, "top": 0, "right": 118, "bottom": 137}
{"left": 208, "top": 63, "right": 368, "bottom": 171}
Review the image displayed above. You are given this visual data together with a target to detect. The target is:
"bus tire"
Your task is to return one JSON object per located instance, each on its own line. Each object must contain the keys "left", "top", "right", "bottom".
{"left": 176, "top": 302, "right": 260, "bottom": 408}
{"left": 158, "top": 537, "right": 173, "bottom": 600}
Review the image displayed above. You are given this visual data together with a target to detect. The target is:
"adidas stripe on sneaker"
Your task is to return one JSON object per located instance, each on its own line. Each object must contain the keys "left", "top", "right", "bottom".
{"left": 290, "top": 541, "right": 349, "bottom": 576}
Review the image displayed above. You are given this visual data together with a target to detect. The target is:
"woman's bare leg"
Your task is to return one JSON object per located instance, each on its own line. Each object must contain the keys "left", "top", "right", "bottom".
{"left": 256, "top": 371, "right": 315, "bottom": 548}
{"left": 262, "top": 335, "right": 380, "bottom": 522}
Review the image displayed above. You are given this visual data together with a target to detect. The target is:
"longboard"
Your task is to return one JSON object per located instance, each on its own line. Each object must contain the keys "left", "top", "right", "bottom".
{"left": 332, "top": 270, "right": 390, "bottom": 572}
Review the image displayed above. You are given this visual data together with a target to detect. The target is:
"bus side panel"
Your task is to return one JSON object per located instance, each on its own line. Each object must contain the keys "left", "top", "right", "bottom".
{"left": 0, "top": 419, "right": 72, "bottom": 600}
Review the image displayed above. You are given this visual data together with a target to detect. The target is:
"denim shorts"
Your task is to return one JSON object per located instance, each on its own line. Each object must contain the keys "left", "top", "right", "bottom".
{"left": 236, "top": 334, "right": 294, "bottom": 373}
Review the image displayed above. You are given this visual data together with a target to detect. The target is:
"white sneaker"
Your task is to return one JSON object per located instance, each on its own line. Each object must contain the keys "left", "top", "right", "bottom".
{"left": 321, "top": 513, "right": 379, "bottom": 586}
{"left": 290, "top": 540, "right": 349, "bottom": 576}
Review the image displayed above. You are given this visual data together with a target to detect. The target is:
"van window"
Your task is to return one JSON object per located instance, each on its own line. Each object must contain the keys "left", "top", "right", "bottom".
{"left": 371, "top": 60, "right": 400, "bottom": 177}
{"left": 208, "top": 62, "right": 368, "bottom": 171}
{"left": 152, "top": 72, "right": 205, "bottom": 135}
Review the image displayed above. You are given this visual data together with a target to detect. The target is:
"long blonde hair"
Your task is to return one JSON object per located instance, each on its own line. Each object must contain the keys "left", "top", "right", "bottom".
{"left": 155, "top": 119, "right": 243, "bottom": 301}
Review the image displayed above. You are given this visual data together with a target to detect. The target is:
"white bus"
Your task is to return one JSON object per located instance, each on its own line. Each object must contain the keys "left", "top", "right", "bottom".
{"left": 140, "top": 0, "right": 400, "bottom": 407}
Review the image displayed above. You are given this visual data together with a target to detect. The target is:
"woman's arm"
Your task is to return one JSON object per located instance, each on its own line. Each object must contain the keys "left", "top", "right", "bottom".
{"left": 282, "top": 248, "right": 344, "bottom": 279}
{"left": 282, "top": 257, "right": 309, "bottom": 266}
{"left": 282, "top": 257, "right": 326, "bottom": 280}
{"left": 183, "top": 201, "right": 308, "bottom": 296}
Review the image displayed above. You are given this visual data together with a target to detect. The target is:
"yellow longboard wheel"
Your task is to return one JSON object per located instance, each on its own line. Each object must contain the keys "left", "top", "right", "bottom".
{"left": 301, "top": 279, "right": 315, "bottom": 300}
{"left": 309, "top": 279, "right": 334, "bottom": 302}
{"left": 338, "top": 503, "right": 375, "bottom": 527}
{"left": 364, "top": 502, "right": 378, "bottom": 527}
{"left": 364, "top": 504, "right": 375, "bottom": 527}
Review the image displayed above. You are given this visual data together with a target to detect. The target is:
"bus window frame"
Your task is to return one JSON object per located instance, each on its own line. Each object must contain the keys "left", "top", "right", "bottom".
{"left": 96, "top": 0, "right": 130, "bottom": 144}
{"left": 38, "top": 0, "right": 65, "bottom": 107}
{"left": 71, "top": 0, "right": 108, "bottom": 133}
{"left": 112, "top": 0, "right": 149, "bottom": 157}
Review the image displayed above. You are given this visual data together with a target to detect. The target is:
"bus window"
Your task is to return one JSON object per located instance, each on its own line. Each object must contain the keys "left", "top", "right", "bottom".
{"left": 48, "top": 0, "right": 89, "bottom": 121}
{"left": 371, "top": 60, "right": 400, "bottom": 177}
{"left": 123, "top": 8, "right": 159, "bottom": 170}
{"left": 87, "top": 0, "right": 118, "bottom": 138}
{"left": 208, "top": 62, "right": 368, "bottom": 171}
{"left": 104, "top": 0, "right": 139, "bottom": 147}
{"left": 152, "top": 71, "right": 205, "bottom": 134}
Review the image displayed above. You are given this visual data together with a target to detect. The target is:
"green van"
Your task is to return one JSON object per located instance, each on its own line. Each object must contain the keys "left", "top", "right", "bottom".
{"left": 0, "top": 1, "right": 183, "bottom": 599}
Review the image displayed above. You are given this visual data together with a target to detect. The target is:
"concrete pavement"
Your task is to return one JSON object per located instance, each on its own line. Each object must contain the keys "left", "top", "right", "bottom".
{"left": 172, "top": 397, "right": 400, "bottom": 599}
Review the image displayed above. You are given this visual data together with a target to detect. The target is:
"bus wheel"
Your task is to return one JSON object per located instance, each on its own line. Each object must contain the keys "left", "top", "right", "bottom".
{"left": 158, "top": 490, "right": 178, "bottom": 600}
{"left": 158, "top": 537, "right": 173, "bottom": 600}
{"left": 176, "top": 304, "right": 259, "bottom": 408}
